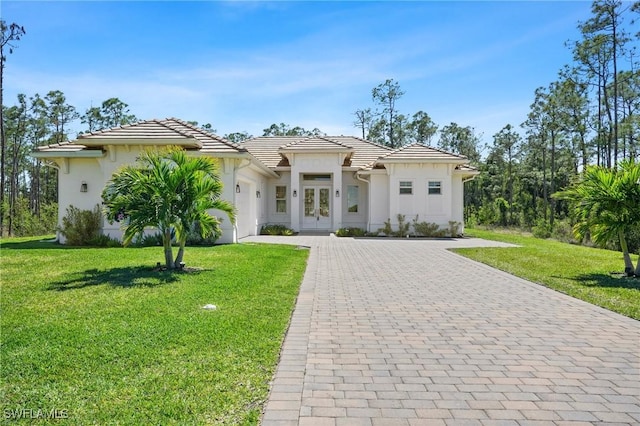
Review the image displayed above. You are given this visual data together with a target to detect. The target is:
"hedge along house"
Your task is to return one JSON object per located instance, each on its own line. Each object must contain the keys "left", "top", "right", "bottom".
{"left": 32, "top": 118, "right": 479, "bottom": 244}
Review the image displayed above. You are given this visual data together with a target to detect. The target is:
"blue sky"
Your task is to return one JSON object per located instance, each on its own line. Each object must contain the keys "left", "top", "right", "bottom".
{"left": 4, "top": 1, "right": 595, "bottom": 144}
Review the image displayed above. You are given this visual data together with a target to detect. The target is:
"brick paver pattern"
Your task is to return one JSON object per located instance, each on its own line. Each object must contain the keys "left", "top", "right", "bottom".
{"left": 243, "top": 235, "right": 640, "bottom": 426}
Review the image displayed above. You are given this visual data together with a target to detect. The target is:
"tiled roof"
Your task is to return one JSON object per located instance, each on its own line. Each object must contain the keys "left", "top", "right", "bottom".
{"left": 241, "top": 137, "right": 293, "bottom": 168}
{"left": 377, "top": 143, "right": 469, "bottom": 162}
{"left": 359, "top": 143, "right": 470, "bottom": 171}
{"left": 279, "top": 136, "right": 354, "bottom": 151}
{"left": 242, "top": 136, "right": 391, "bottom": 169}
{"left": 330, "top": 136, "right": 391, "bottom": 168}
{"left": 78, "top": 118, "right": 246, "bottom": 153}
{"left": 34, "top": 118, "right": 246, "bottom": 155}
{"left": 34, "top": 141, "right": 100, "bottom": 154}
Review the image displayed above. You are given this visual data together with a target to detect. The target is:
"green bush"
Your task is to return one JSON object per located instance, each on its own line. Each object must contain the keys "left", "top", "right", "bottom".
{"left": 58, "top": 205, "right": 103, "bottom": 246}
{"left": 186, "top": 220, "right": 222, "bottom": 245}
{"left": 551, "top": 220, "right": 577, "bottom": 244}
{"left": 393, "top": 214, "right": 411, "bottom": 237}
{"left": 412, "top": 221, "right": 447, "bottom": 237}
{"left": 532, "top": 219, "right": 552, "bottom": 239}
{"left": 335, "top": 227, "right": 366, "bottom": 237}
{"left": 260, "top": 224, "right": 295, "bottom": 236}
{"left": 448, "top": 221, "right": 462, "bottom": 237}
{"left": 377, "top": 218, "right": 393, "bottom": 236}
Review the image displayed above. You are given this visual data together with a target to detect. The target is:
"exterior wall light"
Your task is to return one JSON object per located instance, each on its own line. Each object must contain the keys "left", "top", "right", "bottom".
{"left": 335, "top": 189, "right": 340, "bottom": 197}
{"left": 292, "top": 189, "right": 297, "bottom": 197}
{"left": 256, "top": 190, "right": 261, "bottom": 198}
{"left": 80, "top": 182, "right": 88, "bottom": 193}
{"left": 236, "top": 184, "right": 241, "bottom": 193}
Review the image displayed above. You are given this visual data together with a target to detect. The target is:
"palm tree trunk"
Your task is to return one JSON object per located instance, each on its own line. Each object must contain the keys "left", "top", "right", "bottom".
{"left": 635, "top": 255, "right": 640, "bottom": 278}
{"left": 174, "top": 237, "right": 186, "bottom": 268}
{"left": 618, "top": 229, "right": 633, "bottom": 276}
{"left": 163, "top": 228, "right": 174, "bottom": 269}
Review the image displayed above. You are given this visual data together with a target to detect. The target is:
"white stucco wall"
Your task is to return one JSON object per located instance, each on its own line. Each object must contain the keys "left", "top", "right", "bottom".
{"left": 288, "top": 153, "right": 345, "bottom": 231}
{"left": 368, "top": 173, "right": 390, "bottom": 232}
{"left": 53, "top": 146, "right": 256, "bottom": 245}
{"left": 235, "top": 165, "right": 269, "bottom": 239}
{"left": 387, "top": 163, "right": 455, "bottom": 229}
{"left": 340, "top": 172, "right": 367, "bottom": 230}
{"left": 365, "top": 163, "right": 466, "bottom": 234}
{"left": 266, "top": 172, "right": 292, "bottom": 228}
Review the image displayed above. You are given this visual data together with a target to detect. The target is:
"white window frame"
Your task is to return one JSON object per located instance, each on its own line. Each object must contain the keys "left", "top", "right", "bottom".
{"left": 275, "top": 185, "right": 287, "bottom": 214}
{"left": 347, "top": 185, "right": 359, "bottom": 214}
{"left": 399, "top": 181, "right": 413, "bottom": 195}
{"left": 428, "top": 181, "right": 442, "bottom": 195}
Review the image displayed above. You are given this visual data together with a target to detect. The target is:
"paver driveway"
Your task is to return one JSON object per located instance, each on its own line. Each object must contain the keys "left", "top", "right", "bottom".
{"left": 242, "top": 235, "right": 640, "bottom": 426}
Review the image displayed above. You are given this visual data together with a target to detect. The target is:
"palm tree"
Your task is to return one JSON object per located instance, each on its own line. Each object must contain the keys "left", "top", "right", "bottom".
{"left": 554, "top": 160, "right": 640, "bottom": 276}
{"left": 102, "top": 147, "right": 235, "bottom": 269}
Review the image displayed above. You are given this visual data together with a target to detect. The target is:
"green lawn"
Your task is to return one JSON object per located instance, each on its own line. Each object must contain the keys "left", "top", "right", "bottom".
{"left": 0, "top": 237, "right": 308, "bottom": 425}
{"left": 456, "top": 228, "right": 640, "bottom": 320}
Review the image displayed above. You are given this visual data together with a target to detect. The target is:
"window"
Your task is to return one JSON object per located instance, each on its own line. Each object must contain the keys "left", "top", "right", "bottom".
{"left": 303, "top": 174, "right": 331, "bottom": 181}
{"left": 275, "top": 186, "right": 287, "bottom": 213}
{"left": 347, "top": 185, "right": 359, "bottom": 213}
{"left": 428, "top": 181, "right": 442, "bottom": 195}
{"left": 399, "top": 181, "right": 413, "bottom": 195}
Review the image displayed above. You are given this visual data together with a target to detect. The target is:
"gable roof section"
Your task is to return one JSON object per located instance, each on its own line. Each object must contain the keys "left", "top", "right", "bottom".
{"left": 242, "top": 136, "right": 391, "bottom": 169}
{"left": 279, "top": 136, "right": 354, "bottom": 152}
{"left": 359, "top": 143, "right": 471, "bottom": 171}
{"left": 77, "top": 118, "right": 246, "bottom": 153}
{"left": 378, "top": 143, "right": 469, "bottom": 163}
{"left": 33, "top": 118, "right": 246, "bottom": 157}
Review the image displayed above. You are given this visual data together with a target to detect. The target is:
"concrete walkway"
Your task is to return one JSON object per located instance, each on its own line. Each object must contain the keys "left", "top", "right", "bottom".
{"left": 242, "top": 235, "right": 640, "bottom": 426}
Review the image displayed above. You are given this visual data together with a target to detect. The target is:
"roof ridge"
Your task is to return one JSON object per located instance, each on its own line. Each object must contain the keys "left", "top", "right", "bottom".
{"left": 164, "top": 117, "right": 246, "bottom": 151}
{"left": 316, "top": 135, "right": 354, "bottom": 149}
{"left": 344, "top": 135, "right": 393, "bottom": 151}
{"left": 77, "top": 120, "right": 141, "bottom": 138}
{"left": 155, "top": 118, "right": 199, "bottom": 140}
{"left": 280, "top": 135, "right": 354, "bottom": 150}
{"left": 422, "top": 143, "right": 468, "bottom": 160}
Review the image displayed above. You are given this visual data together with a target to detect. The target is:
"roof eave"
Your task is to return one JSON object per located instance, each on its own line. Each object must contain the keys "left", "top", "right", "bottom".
{"left": 78, "top": 137, "right": 203, "bottom": 149}
{"left": 31, "top": 150, "right": 105, "bottom": 159}
{"left": 278, "top": 148, "right": 354, "bottom": 154}
{"left": 378, "top": 158, "right": 468, "bottom": 165}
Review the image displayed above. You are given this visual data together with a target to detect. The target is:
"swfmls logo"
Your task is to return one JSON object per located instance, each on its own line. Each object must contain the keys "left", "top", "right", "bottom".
{"left": 3, "top": 408, "right": 68, "bottom": 420}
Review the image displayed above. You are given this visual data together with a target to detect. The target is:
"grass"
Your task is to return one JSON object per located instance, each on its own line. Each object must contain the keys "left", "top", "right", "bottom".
{"left": 0, "top": 236, "right": 308, "bottom": 425}
{"left": 456, "top": 228, "right": 640, "bottom": 320}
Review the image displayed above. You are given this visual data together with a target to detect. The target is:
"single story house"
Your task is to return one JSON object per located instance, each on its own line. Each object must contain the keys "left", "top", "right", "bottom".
{"left": 33, "top": 118, "right": 479, "bottom": 244}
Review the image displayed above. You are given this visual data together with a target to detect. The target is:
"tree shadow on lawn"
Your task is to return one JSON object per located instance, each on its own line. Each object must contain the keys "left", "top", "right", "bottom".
{"left": 1, "top": 239, "right": 102, "bottom": 250}
{"left": 47, "top": 266, "right": 195, "bottom": 291}
{"left": 574, "top": 272, "right": 640, "bottom": 291}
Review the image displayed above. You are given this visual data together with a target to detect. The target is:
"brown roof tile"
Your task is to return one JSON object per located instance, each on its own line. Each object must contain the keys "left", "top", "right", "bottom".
{"left": 35, "top": 118, "right": 246, "bottom": 155}
{"left": 378, "top": 143, "right": 469, "bottom": 162}
{"left": 242, "top": 136, "right": 391, "bottom": 169}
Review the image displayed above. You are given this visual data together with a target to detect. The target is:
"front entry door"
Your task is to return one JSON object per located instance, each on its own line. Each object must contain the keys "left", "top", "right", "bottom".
{"left": 303, "top": 186, "right": 331, "bottom": 230}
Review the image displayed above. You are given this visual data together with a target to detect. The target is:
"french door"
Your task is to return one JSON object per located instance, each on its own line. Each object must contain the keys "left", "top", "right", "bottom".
{"left": 302, "top": 186, "right": 331, "bottom": 229}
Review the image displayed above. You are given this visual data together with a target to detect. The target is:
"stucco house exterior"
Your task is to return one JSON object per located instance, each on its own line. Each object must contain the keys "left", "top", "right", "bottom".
{"left": 33, "top": 118, "right": 479, "bottom": 244}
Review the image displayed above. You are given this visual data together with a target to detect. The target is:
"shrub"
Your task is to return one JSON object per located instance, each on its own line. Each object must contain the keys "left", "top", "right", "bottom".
{"left": 260, "top": 224, "right": 295, "bottom": 236}
{"left": 551, "top": 220, "right": 576, "bottom": 244}
{"left": 186, "top": 220, "right": 222, "bottom": 246}
{"left": 335, "top": 227, "right": 366, "bottom": 237}
{"left": 448, "top": 221, "right": 461, "bottom": 237}
{"left": 532, "top": 219, "right": 552, "bottom": 239}
{"left": 58, "top": 205, "right": 103, "bottom": 246}
{"left": 393, "top": 214, "right": 411, "bottom": 237}
{"left": 377, "top": 218, "right": 393, "bottom": 236}
{"left": 413, "top": 221, "right": 447, "bottom": 237}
